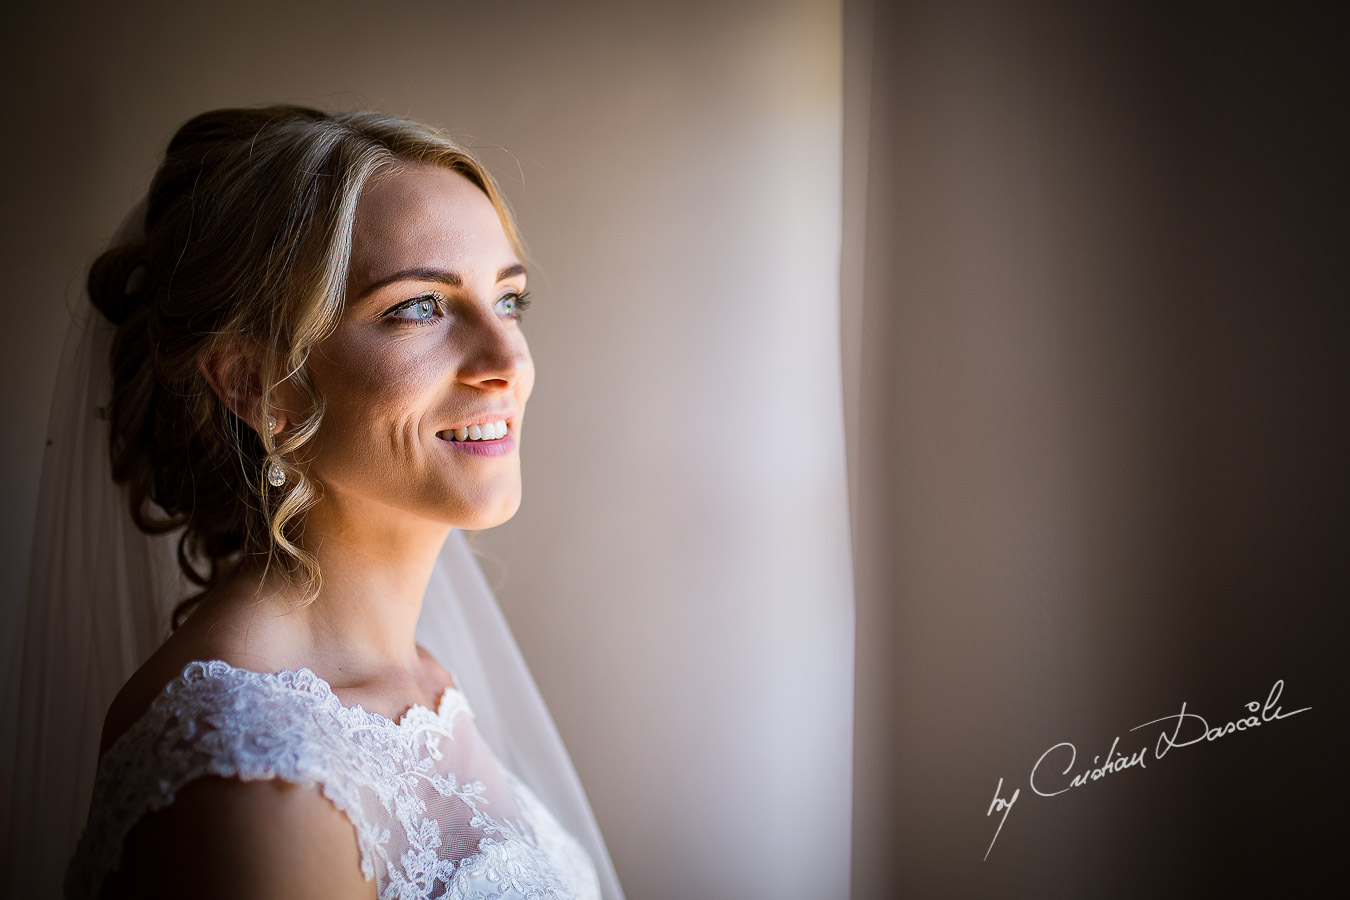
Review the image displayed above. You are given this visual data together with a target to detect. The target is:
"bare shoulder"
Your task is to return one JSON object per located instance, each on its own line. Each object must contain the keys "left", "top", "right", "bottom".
{"left": 95, "top": 581, "right": 375, "bottom": 897}
{"left": 99, "top": 638, "right": 238, "bottom": 754}
{"left": 99, "top": 646, "right": 196, "bottom": 753}
{"left": 100, "top": 776, "right": 373, "bottom": 899}
{"left": 100, "top": 582, "right": 299, "bottom": 752}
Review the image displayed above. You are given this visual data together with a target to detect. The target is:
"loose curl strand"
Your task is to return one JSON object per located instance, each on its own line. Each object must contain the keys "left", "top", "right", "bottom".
{"left": 89, "top": 105, "right": 523, "bottom": 625}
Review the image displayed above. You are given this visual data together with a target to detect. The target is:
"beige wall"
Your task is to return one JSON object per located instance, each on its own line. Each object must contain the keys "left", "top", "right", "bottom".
{"left": 0, "top": 3, "right": 853, "bottom": 898}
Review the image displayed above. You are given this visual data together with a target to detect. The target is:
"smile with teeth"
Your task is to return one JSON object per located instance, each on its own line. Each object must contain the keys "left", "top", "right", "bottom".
{"left": 441, "top": 420, "right": 510, "bottom": 442}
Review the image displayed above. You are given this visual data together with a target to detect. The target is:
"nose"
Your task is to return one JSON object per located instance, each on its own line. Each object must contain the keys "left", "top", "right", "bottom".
{"left": 456, "top": 311, "right": 531, "bottom": 389}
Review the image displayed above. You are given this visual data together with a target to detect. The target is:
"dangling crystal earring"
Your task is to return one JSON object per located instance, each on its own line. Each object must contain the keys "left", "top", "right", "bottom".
{"left": 267, "top": 460, "right": 286, "bottom": 488}
{"left": 266, "top": 414, "right": 278, "bottom": 433}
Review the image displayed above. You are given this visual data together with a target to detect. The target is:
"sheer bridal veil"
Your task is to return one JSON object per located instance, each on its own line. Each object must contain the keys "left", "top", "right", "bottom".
{"left": 0, "top": 205, "right": 623, "bottom": 899}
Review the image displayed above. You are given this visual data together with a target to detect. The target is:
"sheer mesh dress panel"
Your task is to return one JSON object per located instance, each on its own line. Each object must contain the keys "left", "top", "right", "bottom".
{"left": 66, "top": 661, "right": 600, "bottom": 900}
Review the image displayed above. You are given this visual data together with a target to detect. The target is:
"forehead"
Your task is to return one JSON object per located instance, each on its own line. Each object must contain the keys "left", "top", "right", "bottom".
{"left": 348, "top": 164, "right": 515, "bottom": 282}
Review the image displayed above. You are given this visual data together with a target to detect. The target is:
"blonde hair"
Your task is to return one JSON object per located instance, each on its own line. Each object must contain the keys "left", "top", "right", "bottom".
{"left": 89, "top": 105, "right": 521, "bottom": 623}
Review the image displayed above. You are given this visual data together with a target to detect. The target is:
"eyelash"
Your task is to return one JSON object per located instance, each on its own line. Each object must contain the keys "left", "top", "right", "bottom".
{"left": 500, "top": 290, "right": 532, "bottom": 319}
{"left": 383, "top": 290, "right": 532, "bottom": 325}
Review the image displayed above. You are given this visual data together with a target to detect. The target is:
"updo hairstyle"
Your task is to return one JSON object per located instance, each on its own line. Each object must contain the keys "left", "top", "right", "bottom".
{"left": 89, "top": 105, "right": 522, "bottom": 621}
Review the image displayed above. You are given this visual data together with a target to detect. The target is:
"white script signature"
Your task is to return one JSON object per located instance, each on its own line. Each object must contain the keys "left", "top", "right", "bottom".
{"left": 984, "top": 678, "right": 1310, "bottom": 860}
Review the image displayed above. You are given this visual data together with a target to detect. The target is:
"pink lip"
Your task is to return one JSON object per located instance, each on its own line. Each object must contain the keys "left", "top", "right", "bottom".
{"left": 438, "top": 430, "right": 517, "bottom": 457}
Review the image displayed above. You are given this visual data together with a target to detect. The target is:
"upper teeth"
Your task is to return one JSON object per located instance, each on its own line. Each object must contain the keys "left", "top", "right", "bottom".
{"left": 448, "top": 420, "right": 508, "bottom": 441}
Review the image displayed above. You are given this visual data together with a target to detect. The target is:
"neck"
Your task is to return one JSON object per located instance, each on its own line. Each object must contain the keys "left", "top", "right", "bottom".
{"left": 248, "top": 496, "right": 451, "bottom": 678}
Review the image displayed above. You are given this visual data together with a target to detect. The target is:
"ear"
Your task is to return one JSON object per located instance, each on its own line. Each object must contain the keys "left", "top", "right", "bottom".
{"left": 198, "top": 347, "right": 285, "bottom": 437}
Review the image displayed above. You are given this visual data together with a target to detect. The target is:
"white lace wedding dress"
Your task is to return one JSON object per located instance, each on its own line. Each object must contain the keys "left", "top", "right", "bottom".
{"left": 65, "top": 660, "right": 601, "bottom": 900}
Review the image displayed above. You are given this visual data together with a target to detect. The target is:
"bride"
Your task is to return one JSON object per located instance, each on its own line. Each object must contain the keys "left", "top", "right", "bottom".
{"left": 5, "top": 106, "right": 622, "bottom": 899}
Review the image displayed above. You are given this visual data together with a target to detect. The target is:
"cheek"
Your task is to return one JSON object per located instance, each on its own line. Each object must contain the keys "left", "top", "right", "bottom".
{"left": 310, "top": 341, "right": 441, "bottom": 444}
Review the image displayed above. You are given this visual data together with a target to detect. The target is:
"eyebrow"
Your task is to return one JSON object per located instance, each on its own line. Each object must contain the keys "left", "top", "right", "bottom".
{"left": 357, "top": 263, "right": 527, "bottom": 299}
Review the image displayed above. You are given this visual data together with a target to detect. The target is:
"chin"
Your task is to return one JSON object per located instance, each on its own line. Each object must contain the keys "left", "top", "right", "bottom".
{"left": 453, "top": 489, "right": 522, "bottom": 531}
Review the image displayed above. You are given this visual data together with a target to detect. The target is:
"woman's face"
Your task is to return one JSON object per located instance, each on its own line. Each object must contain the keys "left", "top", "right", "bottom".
{"left": 298, "top": 164, "right": 535, "bottom": 533}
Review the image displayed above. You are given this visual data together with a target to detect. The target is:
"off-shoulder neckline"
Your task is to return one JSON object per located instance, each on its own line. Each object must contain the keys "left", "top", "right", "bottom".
{"left": 172, "top": 658, "right": 469, "bottom": 730}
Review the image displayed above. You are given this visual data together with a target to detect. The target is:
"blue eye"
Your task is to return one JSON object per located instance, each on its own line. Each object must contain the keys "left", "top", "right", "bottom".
{"left": 389, "top": 296, "right": 441, "bottom": 321}
{"left": 496, "top": 290, "right": 531, "bottom": 319}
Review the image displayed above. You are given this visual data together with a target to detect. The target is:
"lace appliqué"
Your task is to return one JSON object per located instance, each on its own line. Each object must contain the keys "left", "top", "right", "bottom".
{"left": 66, "top": 661, "right": 600, "bottom": 900}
